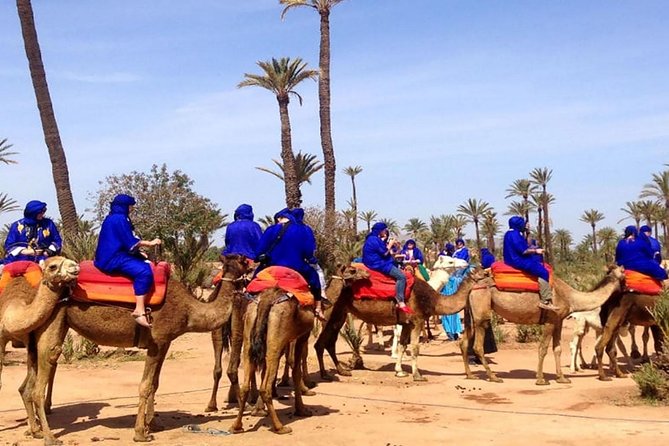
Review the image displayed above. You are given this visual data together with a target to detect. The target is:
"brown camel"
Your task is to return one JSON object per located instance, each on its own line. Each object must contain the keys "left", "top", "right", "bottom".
{"left": 315, "top": 267, "right": 481, "bottom": 382}
{"left": 230, "top": 265, "right": 369, "bottom": 435}
{"left": 27, "top": 254, "right": 249, "bottom": 445}
{"left": 0, "top": 257, "right": 80, "bottom": 429}
{"left": 594, "top": 285, "right": 667, "bottom": 381}
{"left": 460, "top": 265, "right": 626, "bottom": 385}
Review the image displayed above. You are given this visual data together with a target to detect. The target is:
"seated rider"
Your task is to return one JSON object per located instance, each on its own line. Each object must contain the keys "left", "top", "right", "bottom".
{"left": 362, "top": 222, "right": 412, "bottom": 314}
{"left": 3, "top": 200, "right": 62, "bottom": 264}
{"left": 255, "top": 208, "right": 325, "bottom": 320}
{"left": 638, "top": 225, "right": 663, "bottom": 264}
{"left": 291, "top": 208, "right": 329, "bottom": 302}
{"left": 480, "top": 248, "right": 496, "bottom": 269}
{"left": 221, "top": 203, "right": 262, "bottom": 260}
{"left": 529, "top": 239, "right": 544, "bottom": 263}
{"left": 94, "top": 194, "right": 162, "bottom": 328}
{"left": 401, "top": 239, "right": 424, "bottom": 265}
{"left": 453, "top": 238, "right": 470, "bottom": 262}
{"left": 439, "top": 242, "right": 455, "bottom": 257}
{"left": 616, "top": 225, "right": 668, "bottom": 281}
{"left": 503, "top": 216, "right": 557, "bottom": 311}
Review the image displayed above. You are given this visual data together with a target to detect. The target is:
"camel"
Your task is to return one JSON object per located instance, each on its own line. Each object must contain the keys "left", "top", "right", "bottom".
{"left": 460, "top": 266, "right": 626, "bottom": 385}
{"left": 230, "top": 265, "right": 369, "bottom": 434}
{"left": 27, "top": 254, "right": 249, "bottom": 445}
{"left": 0, "top": 257, "right": 80, "bottom": 424}
{"left": 315, "top": 267, "right": 481, "bottom": 382}
{"left": 569, "top": 308, "right": 631, "bottom": 373}
{"left": 594, "top": 285, "right": 667, "bottom": 381}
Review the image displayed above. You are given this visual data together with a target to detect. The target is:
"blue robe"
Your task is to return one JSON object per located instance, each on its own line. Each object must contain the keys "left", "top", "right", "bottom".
{"left": 453, "top": 246, "right": 470, "bottom": 262}
{"left": 3, "top": 200, "right": 62, "bottom": 264}
{"left": 400, "top": 239, "right": 424, "bottom": 264}
{"left": 480, "top": 248, "right": 495, "bottom": 269}
{"left": 503, "top": 216, "right": 549, "bottom": 281}
{"left": 362, "top": 223, "right": 394, "bottom": 274}
{"left": 441, "top": 268, "right": 468, "bottom": 339}
{"left": 222, "top": 204, "right": 262, "bottom": 259}
{"left": 616, "top": 237, "right": 667, "bottom": 281}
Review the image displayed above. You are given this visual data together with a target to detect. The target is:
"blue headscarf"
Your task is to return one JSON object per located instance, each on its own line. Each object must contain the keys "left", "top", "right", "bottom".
{"left": 369, "top": 222, "right": 388, "bottom": 238}
{"left": 291, "top": 208, "right": 305, "bottom": 224}
{"left": 233, "top": 204, "right": 254, "bottom": 221}
{"left": 639, "top": 225, "right": 652, "bottom": 234}
{"left": 508, "top": 216, "right": 526, "bottom": 231}
{"left": 624, "top": 225, "right": 637, "bottom": 238}
{"left": 23, "top": 200, "right": 47, "bottom": 225}
{"left": 110, "top": 194, "right": 136, "bottom": 216}
{"left": 274, "top": 207, "right": 296, "bottom": 224}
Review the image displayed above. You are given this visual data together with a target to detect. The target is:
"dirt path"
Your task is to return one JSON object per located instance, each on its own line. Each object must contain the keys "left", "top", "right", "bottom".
{"left": 1, "top": 320, "right": 667, "bottom": 446}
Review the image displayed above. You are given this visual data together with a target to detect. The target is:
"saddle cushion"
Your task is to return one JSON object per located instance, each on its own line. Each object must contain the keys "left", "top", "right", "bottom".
{"left": 624, "top": 270, "right": 663, "bottom": 295}
{"left": 72, "top": 260, "right": 171, "bottom": 306}
{"left": 491, "top": 261, "right": 553, "bottom": 292}
{"left": 351, "top": 263, "right": 415, "bottom": 300}
{"left": 0, "top": 261, "right": 42, "bottom": 293}
{"left": 246, "top": 266, "right": 313, "bottom": 306}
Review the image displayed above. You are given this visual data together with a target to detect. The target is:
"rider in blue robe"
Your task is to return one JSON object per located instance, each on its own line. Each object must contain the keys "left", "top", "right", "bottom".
{"left": 616, "top": 225, "right": 667, "bottom": 281}
{"left": 221, "top": 204, "right": 262, "bottom": 259}
{"left": 4, "top": 200, "right": 62, "bottom": 264}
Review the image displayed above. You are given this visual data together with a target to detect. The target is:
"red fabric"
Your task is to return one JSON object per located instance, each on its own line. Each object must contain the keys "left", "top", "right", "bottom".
{"left": 351, "top": 263, "right": 415, "bottom": 300}
{"left": 491, "top": 261, "right": 553, "bottom": 292}
{"left": 624, "top": 270, "right": 663, "bottom": 295}
{"left": 0, "top": 261, "right": 42, "bottom": 293}
{"left": 246, "top": 266, "right": 314, "bottom": 306}
{"left": 72, "top": 260, "right": 171, "bottom": 306}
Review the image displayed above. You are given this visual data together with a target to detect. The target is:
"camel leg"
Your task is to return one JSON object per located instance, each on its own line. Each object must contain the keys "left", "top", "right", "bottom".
{"left": 278, "top": 345, "right": 291, "bottom": 387}
{"left": 133, "top": 343, "right": 169, "bottom": 442}
{"left": 45, "top": 362, "right": 57, "bottom": 414}
{"left": 146, "top": 342, "right": 170, "bottom": 432}
{"left": 616, "top": 335, "right": 633, "bottom": 371}
{"left": 205, "top": 329, "right": 225, "bottom": 412}
{"left": 394, "top": 324, "right": 410, "bottom": 378}
{"left": 364, "top": 323, "right": 374, "bottom": 349}
{"left": 629, "top": 325, "right": 641, "bottom": 359}
{"left": 20, "top": 336, "right": 41, "bottom": 439}
{"left": 259, "top": 342, "right": 291, "bottom": 434}
{"left": 230, "top": 346, "right": 256, "bottom": 433}
{"left": 651, "top": 325, "right": 663, "bottom": 354}
{"left": 472, "top": 321, "right": 501, "bottom": 383}
{"left": 535, "top": 324, "right": 551, "bottom": 386}
{"left": 641, "top": 326, "right": 650, "bottom": 361}
{"left": 293, "top": 333, "right": 313, "bottom": 416}
{"left": 552, "top": 320, "right": 570, "bottom": 384}
{"left": 314, "top": 302, "right": 349, "bottom": 380}
{"left": 0, "top": 337, "right": 6, "bottom": 394}
{"left": 595, "top": 302, "right": 631, "bottom": 381}
{"left": 459, "top": 313, "right": 476, "bottom": 379}
{"left": 409, "top": 321, "right": 426, "bottom": 381}
{"left": 391, "top": 324, "right": 402, "bottom": 359}
{"left": 605, "top": 331, "right": 626, "bottom": 378}
{"left": 226, "top": 303, "right": 246, "bottom": 407}
{"left": 300, "top": 340, "right": 316, "bottom": 392}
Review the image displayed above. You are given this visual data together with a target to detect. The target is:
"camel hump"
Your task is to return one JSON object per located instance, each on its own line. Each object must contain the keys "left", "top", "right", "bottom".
{"left": 491, "top": 261, "right": 553, "bottom": 293}
{"left": 350, "top": 263, "right": 415, "bottom": 300}
{"left": 247, "top": 266, "right": 313, "bottom": 306}
{"left": 0, "top": 260, "right": 42, "bottom": 293}
{"left": 72, "top": 260, "right": 170, "bottom": 306}
{"left": 624, "top": 270, "right": 663, "bottom": 295}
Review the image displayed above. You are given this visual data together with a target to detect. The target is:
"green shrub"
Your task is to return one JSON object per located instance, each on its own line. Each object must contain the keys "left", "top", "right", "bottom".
{"left": 515, "top": 324, "right": 543, "bottom": 343}
{"left": 491, "top": 313, "right": 506, "bottom": 344}
{"left": 633, "top": 363, "right": 669, "bottom": 402}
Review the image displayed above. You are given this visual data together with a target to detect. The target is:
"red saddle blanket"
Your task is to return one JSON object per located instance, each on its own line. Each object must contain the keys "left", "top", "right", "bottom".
{"left": 491, "top": 261, "right": 553, "bottom": 292}
{"left": 0, "top": 261, "right": 42, "bottom": 294}
{"left": 351, "top": 263, "right": 415, "bottom": 300}
{"left": 246, "top": 266, "right": 314, "bottom": 306}
{"left": 624, "top": 270, "right": 663, "bottom": 295}
{"left": 72, "top": 261, "right": 171, "bottom": 306}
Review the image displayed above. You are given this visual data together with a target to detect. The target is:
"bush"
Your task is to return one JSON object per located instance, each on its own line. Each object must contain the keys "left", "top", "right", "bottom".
{"left": 515, "top": 324, "right": 543, "bottom": 343}
{"left": 61, "top": 332, "right": 100, "bottom": 363}
{"left": 633, "top": 363, "right": 669, "bottom": 402}
{"left": 491, "top": 313, "right": 506, "bottom": 344}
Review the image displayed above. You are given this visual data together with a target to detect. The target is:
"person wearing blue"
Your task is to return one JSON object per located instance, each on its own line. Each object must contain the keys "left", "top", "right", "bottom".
{"left": 362, "top": 222, "right": 412, "bottom": 314}
{"left": 4, "top": 200, "right": 62, "bottom": 264}
{"left": 439, "top": 242, "right": 455, "bottom": 257}
{"left": 255, "top": 208, "right": 325, "bottom": 319}
{"left": 291, "top": 208, "right": 328, "bottom": 301}
{"left": 401, "top": 239, "right": 424, "bottom": 265}
{"left": 94, "top": 194, "right": 162, "bottom": 328}
{"left": 221, "top": 204, "right": 262, "bottom": 260}
{"left": 616, "top": 225, "right": 668, "bottom": 281}
{"left": 480, "top": 248, "right": 496, "bottom": 269}
{"left": 529, "top": 239, "right": 545, "bottom": 263}
{"left": 453, "top": 238, "right": 470, "bottom": 262}
{"left": 503, "top": 216, "right": 557, "bottom": 311}
{"left": 639, "top": 225, "right": 663, "bottom": 264}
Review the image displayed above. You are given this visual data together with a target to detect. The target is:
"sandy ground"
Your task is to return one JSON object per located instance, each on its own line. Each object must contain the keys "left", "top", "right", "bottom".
{"left": 1, "top": 319, "right": 668, "bottom": 446}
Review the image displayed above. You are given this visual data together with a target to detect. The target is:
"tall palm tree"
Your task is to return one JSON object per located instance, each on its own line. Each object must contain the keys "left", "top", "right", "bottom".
{"left": 580, "top": 209, "right": 604, "bottom": 255}
{"left": 0, "top": 193, "right": 19, "bottom": 215}
{"left": 618, "top": 200, "right": 643, "bottom": 227}
{"left": 343, "top": 165, "right": 363, "bottom": 237}
{"left": 359, "top": 210, "right": 377, "bottom": 233}
{"left": 17, "top": 0, "right": 79, "bottom": 237}
{"left": 457, "top": 198, "right": 491, "bottom": 249}
{"left": 552, "top": 228, "right": 573, "bottom": 260}
{"left": 429, "top": 214, "right": 454, "bottom": 251}
{"left": 481, "top": 211, "right": 500, "bottom": 252}
{"left": 380, "top": 218, "right": 400, "bottom": 237}
{"left": 238, "top": 57, "right": 318, "bottom": 208}
{"left": 640, "top": 170, "right": 669, "bottom": 248}
{"left": 451, "top": 215, "right": 468, "bottom": 240}
{"left": 403, "top": 218, "right": 427, "bottom": 240}
{"left": 530, "top": 167, "right": 553, "bottom": 262}
{"left": 596, "top": 226, "right": 618, "bottom": 263}
{"left": 637, "top": 199, "right": 660, "bottom": 226}
{"left": 505, "top": 178, "right": 536, "bottom": 223}
{"left": 256, "top": 151, "right": 324, "bottom": 192}
{"left": 0, "top": 138, "right": 18, "bottom": 165}
{"left": 281, "top": 0, "right": 345, "bottom": 258}
{"left": 505, "top": 200, "right": 535, "bottom": 219}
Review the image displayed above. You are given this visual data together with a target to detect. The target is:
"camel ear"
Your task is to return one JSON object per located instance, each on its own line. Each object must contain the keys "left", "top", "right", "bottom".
{"left": 39, "top": 259, "right": 46, "bottom": 271}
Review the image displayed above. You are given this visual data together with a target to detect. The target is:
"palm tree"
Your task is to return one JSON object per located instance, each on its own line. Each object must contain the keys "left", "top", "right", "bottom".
{"left": 238, "top": 57, "right": 318, "bottom": 207}
{"left": 596, "top": 226, "right": 618, "bottom": 263}
{"left": 258, "top": 215, "right": 275, "bottom": 230}
{"left": 457, "top": 198, "right": 491, "bottom": 249}
{"left": 530, "top": 167, "right": 553, "bottom": 262}
{"left": 552, "top": 228, "right": 573, "bottom": 260}
{"left": 481, "top": 211, "right": 500, "bottom": 252}
{"left": 505, "top": 178, "right": 536, "bottom": 223}
{"left": 0, "top": 193, "right": 19, "bottom": 215}
{"left": 580, "top": 209, "right": 605, "bottom": 255}
{"left": 343, "top": 165, "right": 363, "bottom": 236}
{"left": 618, "top": 200, "right": 643, "bottom": 227}
{"left": 451, "top": 215, "right": 468, "bottom": 240}
{"left": 17, "top": 0, "right": 79, "bottom": 237}
{"left": 505, "top": 200, "right": 534, "bottom": 219}
{"left": 281, "top": 0, "right": 345, "bottom": 259}
{"left": 429, "top": 214, "right": 454, "bottom": 251}
{"left": 256, "top": 151, "right": 324, "bottom": 192}
{"left": 640, "top": 170, "right": 669, "bottom": 247}
{"left": 359, "top": 210, "right": 377, "bottom": 233}
{"left": 403, "top": 218, "right": 427, "bottom": 240}
{"left": 0, "top": 139, "right": 18, "bottom": 165}
{"left": 380, "top": 218, "right": 400, "bottom": 237}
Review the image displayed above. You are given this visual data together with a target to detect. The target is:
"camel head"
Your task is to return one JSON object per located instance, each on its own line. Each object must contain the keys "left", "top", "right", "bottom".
{"left": 339, "top": 264, "right": 370, "bottom": 283}
{"left": 467, "top": 266, "right": 486, "bottom": 282}
{"left": 605, "top": 264, "right": 626, "bottom": 289}
{"left": 432, "top": 255, "right": 468, "bottom": 271}
{"left": 40, "top": 256, "right": 80, "bottom": 289}
{"left": 220, "top": 254, "right": 253, "bottom": 283}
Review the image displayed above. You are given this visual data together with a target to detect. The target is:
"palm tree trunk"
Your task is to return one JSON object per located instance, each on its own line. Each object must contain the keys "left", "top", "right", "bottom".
{"left": 351, "top": 177, "right": 358, "bottom": 237}
{"left": 591, "top": 225, "right": 598, "bottom": 255}
{"left": 474, "top": 220, "right": 481, "bottom": 250}
{"left": 277, "top": 98, "right": 300, "bottom": 208}
{"left": 536, "top": 207, "right": 543, "bottom": 246}
{"left": 319, "top": 10, "right": 336, "bottom": 265}
{"left": 542, "top": 188, "right": 552, "bottom": 264}
{"left": 17, "top": 0, "right": 78, "bottom": 237}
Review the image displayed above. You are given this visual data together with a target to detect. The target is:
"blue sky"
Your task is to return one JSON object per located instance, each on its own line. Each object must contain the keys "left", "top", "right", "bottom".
{"left": 1, "top": 1, "right": 668, "bottom": 246}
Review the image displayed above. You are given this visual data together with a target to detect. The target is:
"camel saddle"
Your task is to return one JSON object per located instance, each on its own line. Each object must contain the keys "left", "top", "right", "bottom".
{"left": 490, "top": 261, "right": 553, "bottom": 293}
{"left": 72, "top": 261, "right": 171, "bottom": 306}
{"left": 624, "top": 270, "right": 663, "bottom": 295}
{"left": 0, "top": 261, "right": 42, "bottom": 294}
{"left": 246, "top": 266, "right": 314, "bottom": 306}
{"left": 350, "top": 263, "right": 415, "bottom": 301}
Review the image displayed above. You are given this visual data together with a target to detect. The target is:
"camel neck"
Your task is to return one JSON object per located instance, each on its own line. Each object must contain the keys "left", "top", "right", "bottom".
{"left": 558, "top": 276, "right": 621, "bottom": 313}
{"left": 433, "top": 279, "right": 472, "bottom": 315}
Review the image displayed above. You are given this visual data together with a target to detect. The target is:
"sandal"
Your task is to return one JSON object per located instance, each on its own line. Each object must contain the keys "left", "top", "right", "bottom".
{"left": 314, "top": 307, "right": 327, "bottom": 322}
{"left": 132, "top": 313, "right": 153, "bottom": 328}
{"left": 398, "top": 304, "right": 414, "bottom": 315}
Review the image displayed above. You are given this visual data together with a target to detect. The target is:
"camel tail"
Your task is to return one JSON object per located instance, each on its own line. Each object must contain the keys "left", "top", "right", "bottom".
{"left": 250, "top": 294, "right": 274, "bottom": 366}
{"left": 220, "top": 319, "right": 231, "bottom": 353}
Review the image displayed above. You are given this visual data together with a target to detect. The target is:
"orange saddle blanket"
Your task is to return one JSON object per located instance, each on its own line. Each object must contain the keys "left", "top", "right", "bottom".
{"left": 72, "top": 261, "right": 171, "bottom": 306}
{"left": 624, "top": 270, "right": 663, "bottom": 295}
{"left": 246, "top": 266, "right": 314, "bottom": 306}
{"left": 0, "top": 261, "right": 42, "bottom": 294}
{"left": 350, "top": 263, "right": 415, "bottom": 300}
{"left": 491, "top": 261, "right": 553, "bottom": 292}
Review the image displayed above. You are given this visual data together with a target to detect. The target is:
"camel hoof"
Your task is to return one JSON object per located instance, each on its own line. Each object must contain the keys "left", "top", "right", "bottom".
{"left": 556, "top": 377, "right": 571, "bottom": 384}
{"left": 305, "top": 380, "right": 317, "bottom": 389}
{"left": 338, "top": 368, "right": 352, "bottom": 377}
{"left": 412, "top": 374, "right": 427, "bottom": 382}
{"left": 25, "top": 429, "right": 43, "bottom": 439}
{"left": 277, "top": 379, "right": 291, "bottom": 388}
{"left": 489, "top": 376, "right": 504, "bottom": 383}
{"left": 465, "top": 375, "right": 478, "bottom": 380}
{"left": 302, "top": 389, "right": 316, "bottom": 396}
{"left": 295, "top": 408, "right": 312, "bottom": 417}
{"left": 320, "top": 372, "right": 334, "bottom": 381}
{"left": 204, "top": 405, "right": 218, "bottom": 413}
{"left": 598, "top": 375, "right": 612, "bottom": 382}
{"left": 535, "top": 379, "right": 550, "bottom": 386}
{"left": 615, "top": 373, "right": 629, "bottom": 379}
{"left": 250, "top": 408, "right": 268, "bottom": 417}
{"left": 230, "top": 425, "right": 244, "bottom": 434}
{"left": 132, "top": 433, "right": 154, "bottom": 442}
{"left": 395, "top": 371, "right": 409, "bottom": 378}
{"left": 274, "top": 426, "right": 292, "bottom": 435}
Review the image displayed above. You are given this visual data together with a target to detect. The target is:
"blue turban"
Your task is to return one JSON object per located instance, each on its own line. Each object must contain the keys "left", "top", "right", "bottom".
{"left": 370, "top": 222, "right": 388, "bottom": 237}
{"left": 456, "top": 238, "right": 465, "bottom": 245}
{"left": 110, "top": 194, "right": 136, "bottom": 215}
{"left": 639, "top": 225, "right": 652, "bottom": 234}
{"left": 23, "top": 200, "right": 47, "bottom": 225}
{"left": 624, "top": 225, "right": 637, "bottom": 238}
{"left": 508, "top": 216, "right": 526, "bottom": 231}
{"left": 233, "top": 204, "right": 254, "bottom": 221}
{"left": 291, "top": 208, "right": 305, "bottom": 224}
